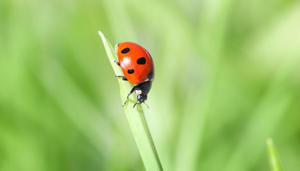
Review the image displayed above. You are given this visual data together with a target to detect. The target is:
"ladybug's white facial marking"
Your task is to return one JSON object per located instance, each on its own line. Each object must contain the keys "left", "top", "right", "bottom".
{"left": 135, "top": 89, "right": 142, "bottom": 95}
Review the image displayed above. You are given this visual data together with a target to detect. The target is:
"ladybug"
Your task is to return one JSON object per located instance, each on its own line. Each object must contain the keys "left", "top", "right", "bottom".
{"left": 115, "top": 42, "right": 154, "bottom": 107}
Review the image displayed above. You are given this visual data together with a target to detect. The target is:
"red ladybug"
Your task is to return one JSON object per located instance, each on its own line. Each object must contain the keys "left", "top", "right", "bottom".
{"left": 115, "top": 42, "right": 154, "bottom": 107}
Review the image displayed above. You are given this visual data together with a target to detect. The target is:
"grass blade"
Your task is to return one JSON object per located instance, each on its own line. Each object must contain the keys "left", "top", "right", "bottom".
{"left": 266, "top": 138, "right": 282, "bottom": 171}
{"left": 98, "top": 31, "right": 163, "bottom": 171}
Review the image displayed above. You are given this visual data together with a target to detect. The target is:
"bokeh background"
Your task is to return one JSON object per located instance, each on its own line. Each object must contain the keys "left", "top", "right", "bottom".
{"left": 1, "top": 0, "right": 300, "bottom": 170}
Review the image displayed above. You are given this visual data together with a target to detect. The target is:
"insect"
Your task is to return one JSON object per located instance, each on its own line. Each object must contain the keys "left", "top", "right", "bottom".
{"left": 115, "top": 42, "right": 154, "bottom": 107}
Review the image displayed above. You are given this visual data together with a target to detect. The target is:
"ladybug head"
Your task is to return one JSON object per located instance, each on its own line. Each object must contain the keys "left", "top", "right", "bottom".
{"left": 135, "top": 89, "right": 147, "bottom": 104}
{"left": 132, "top": 89, "right": 148, "bottom": 108}
{"left": 137, "top": 93, "right": 147, "bottom": 104}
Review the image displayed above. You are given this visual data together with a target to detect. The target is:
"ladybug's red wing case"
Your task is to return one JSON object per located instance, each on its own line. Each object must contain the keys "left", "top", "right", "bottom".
{"left": 116, "top": 42, "right": 154, "bottom": 85}
{"left": 115, "top": 42, "right": 154, "bottom": 107}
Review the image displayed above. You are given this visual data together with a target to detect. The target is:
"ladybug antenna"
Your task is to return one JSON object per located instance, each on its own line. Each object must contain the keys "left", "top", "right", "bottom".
{"left": 122, "top": 98, "right": 129, "bottom": 107}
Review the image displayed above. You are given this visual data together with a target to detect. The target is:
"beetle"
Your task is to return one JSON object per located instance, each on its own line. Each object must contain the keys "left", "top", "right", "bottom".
{"left": 115, "top": 42, "right": 154, "bottom": 107}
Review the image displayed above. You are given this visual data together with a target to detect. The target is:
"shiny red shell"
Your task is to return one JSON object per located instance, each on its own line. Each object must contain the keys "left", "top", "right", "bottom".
{"left": 116, "top": 42, "right": 154, "bottom": 85}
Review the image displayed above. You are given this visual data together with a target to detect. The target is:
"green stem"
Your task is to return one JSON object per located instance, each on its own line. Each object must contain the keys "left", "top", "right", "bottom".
{"left": 98, "top": 31, "right": 163, "bottom": 171}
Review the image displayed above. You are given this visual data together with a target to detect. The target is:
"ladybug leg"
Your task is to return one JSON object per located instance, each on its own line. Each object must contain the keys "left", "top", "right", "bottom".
{"left": 115, "top": 75, "right": 127, "bottom": 81}
{"left": 123, "top": 86, "right": 137, "bottom": 107}
{"left": 133, "top": 102, "right": 138, "bottom": 108}
{"left": 114, "top": 60, "right": 120, "bottom": 66}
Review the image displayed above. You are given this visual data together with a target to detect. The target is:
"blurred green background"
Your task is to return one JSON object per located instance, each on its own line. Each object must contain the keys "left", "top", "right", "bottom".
{"left": 1, "top": 0, "right": 300, "bottom": 170}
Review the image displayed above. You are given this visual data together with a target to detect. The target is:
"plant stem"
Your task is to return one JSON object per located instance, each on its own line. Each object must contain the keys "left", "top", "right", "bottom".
{"left": 98, "top": 31, "right": 163, "bottom": 171}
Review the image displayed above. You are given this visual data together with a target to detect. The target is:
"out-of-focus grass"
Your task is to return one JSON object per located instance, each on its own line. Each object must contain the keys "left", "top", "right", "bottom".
{"left": 0, "top": 0, "right": 300, "bottom": 171}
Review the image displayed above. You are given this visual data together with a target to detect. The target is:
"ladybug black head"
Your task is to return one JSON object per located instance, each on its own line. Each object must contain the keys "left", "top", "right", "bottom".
{"left": 132, "top": 81, "right": 151, "bottom": 107}
{"left": 123, "top": 81, "right": 152, "bottom": 108}
{"left": 137, "top": 94, "right": 147, "bottom": 104}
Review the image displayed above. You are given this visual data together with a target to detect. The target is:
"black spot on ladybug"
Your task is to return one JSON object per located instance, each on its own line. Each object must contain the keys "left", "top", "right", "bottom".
{"left": 121, "top": 48, "right": 130, "bottom": 54}
{"left": 117, "top": 43, "right": 120, "bottom": 47}
{"left": 127, "top": 69, "right": 134, "bottom": 74}
{"left": 137, "top": 57, "right": 146, "bottom": 65}
{"left": 147, "top": 72, "right": 153, "bottom": 80}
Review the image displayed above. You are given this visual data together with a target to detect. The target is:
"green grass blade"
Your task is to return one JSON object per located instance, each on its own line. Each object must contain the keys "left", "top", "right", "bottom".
{"left": 98, "top": 31, "right": 163, "bottom": 171}
{"left": 266, "top": 138, "right": 282, "bottom": 171}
